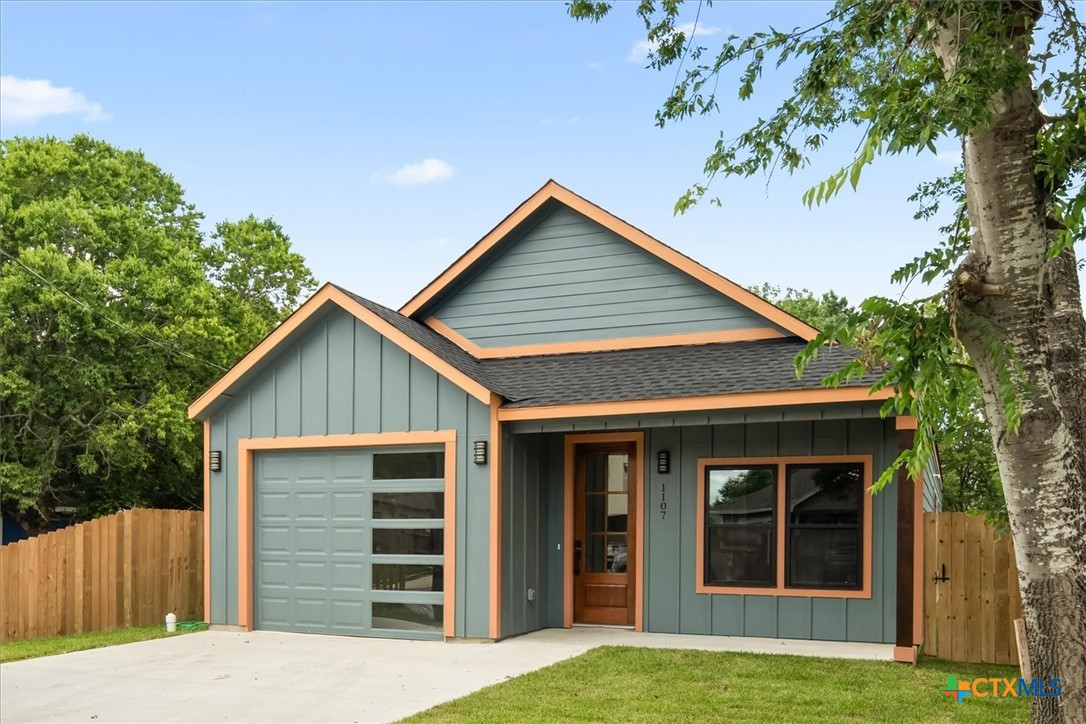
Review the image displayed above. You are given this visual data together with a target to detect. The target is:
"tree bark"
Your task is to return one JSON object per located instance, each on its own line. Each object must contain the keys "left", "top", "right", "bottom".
{"left": 933, "top": 6, "right": 1086, "bottom": 721}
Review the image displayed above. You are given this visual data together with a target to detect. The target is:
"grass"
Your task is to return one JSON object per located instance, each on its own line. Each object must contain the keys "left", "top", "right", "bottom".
{"left": 0, "top": 623, "right": 207, "bottom": 663}
{"left": 407, "top": 647, "right": 1026, "bottom": 723}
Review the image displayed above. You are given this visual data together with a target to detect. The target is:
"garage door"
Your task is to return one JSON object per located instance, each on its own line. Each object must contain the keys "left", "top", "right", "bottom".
{"left": 253, "top": 447, "right": 446, "bottom": 640}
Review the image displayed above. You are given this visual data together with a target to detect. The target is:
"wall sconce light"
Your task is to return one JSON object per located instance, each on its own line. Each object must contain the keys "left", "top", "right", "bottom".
{"left": 656, "top": 450, "right": 670, "bottom": 475}
{"left": 209, "top": 450, "right": 222, "bottom": 473}
{"left": 473, "top": 440, "right": 488, "bottom": 465}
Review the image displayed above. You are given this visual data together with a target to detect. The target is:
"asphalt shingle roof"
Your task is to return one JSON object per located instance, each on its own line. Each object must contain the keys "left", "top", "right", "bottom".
{"left": 481, "top": 338, "right": 882, "bottom": 408}
{"left": 333, "top": 285, "right": 882, "bottom": 409}
{"left": 334, "top": 286, "right": 513, "bottom": 397}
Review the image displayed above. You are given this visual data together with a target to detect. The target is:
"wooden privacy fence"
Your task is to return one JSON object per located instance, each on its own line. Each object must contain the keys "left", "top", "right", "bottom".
{"left": 923, "top": 511, "right": 1023, "bottom": 664}
{"left": 0, "top": 508, "right": 203, "bottom": 643}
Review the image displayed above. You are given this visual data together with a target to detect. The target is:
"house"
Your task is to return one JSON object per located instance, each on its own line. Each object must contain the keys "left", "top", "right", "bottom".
{"left": 187, "top": 180, "right": 941, "bottom": 663}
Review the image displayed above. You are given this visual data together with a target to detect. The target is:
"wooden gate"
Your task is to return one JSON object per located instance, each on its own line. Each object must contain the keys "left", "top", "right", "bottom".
{"left": 922, "top": 511, "right": 1023, "bottom": 664}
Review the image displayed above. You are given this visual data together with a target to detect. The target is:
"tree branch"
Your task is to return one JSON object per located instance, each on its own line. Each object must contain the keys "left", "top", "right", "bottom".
{"left": 957, "top": 272, "right": 1011, "bottom": 296}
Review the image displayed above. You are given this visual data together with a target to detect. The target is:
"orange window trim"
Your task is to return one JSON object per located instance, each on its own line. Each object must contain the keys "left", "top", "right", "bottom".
{"left": 400, "top": 180, "right": 819, "bottom": 341}
{"left": 203, "top": 419, "right": 211, "bottom": 624}
{"left": 497, "top": 387, "right": 894, "bottom": 423}
{"left": 695, "top": 455, "right": 874, "bottom": 599}
{"left": 188, "top": 284, "right": 492, "bottom": 421}
{"left": 235, "top": 430, "right": 458, "bottom": 638}
{"left": 425, "top": 316, "right": 787, "bottom": 358}
{"left": 562, "top": 431, "right": 645, "bottom": 631}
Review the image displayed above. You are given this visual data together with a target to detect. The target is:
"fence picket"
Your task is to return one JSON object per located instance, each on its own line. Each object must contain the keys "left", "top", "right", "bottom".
{"left": 0, "top": 509, "right": 203, "bottom": 642}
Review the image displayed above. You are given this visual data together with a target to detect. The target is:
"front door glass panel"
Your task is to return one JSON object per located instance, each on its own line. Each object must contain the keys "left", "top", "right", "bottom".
{"left": 583, "top": 453, "right": 628, "bottom": 574}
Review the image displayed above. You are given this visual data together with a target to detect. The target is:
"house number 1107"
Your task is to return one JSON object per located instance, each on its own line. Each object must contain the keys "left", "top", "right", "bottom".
{"left": 660, "top": 480, "right": 667, "bottom": 519}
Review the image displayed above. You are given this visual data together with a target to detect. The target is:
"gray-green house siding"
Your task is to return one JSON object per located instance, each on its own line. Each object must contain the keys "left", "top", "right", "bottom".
{"left": 500, "top": 416, "right": 900, "bottom": 643}
{"left": 206, "top": 306, "right": 492, "bottom": 637}
{"left": 429, "top": 205, "right": 784, "bottom": 348}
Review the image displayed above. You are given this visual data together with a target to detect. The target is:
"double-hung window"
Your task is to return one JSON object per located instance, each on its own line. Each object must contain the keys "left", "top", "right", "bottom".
{"left": 697, "top": 456, "right": 871, "bottom": 598}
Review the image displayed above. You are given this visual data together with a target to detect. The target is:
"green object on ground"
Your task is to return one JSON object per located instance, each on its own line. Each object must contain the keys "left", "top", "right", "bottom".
{"left": 406, "top": 647, "right": 1026, "bottom": 723}
{"left": 176, "top": 621, "right": 209, "bottom": 632}
{"left": 0, "top": 624, "right": 202, "bottom": 663}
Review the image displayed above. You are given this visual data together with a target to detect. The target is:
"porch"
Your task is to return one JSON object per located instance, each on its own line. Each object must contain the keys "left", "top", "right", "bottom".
{"left": 515, "top": 626, "right": 896, "bottom": 661}
{"left": 496, "top": 403, "right": 924, "bottom": 657}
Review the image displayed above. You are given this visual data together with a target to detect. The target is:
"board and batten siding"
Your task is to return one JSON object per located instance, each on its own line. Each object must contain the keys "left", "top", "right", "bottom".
{"left": 207, "top": 307, "right": 492, "bottom": 638}
{"left": 429, "top": 205, "right": 783, "bottom": 348}
{"left": 500, "top": 416, "right": 899, "bottom": 643}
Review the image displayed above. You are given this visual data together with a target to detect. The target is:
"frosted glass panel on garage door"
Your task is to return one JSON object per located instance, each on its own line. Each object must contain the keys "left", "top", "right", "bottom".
{"left": 253, "top": 447, "right": 445, "bottom": 640}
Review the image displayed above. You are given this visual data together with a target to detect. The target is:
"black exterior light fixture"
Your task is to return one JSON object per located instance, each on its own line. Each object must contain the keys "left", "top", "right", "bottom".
{"left": 656, "top": 450, "right": 670, "bottom": 475}
{"left": 473, "top": 440, "right": 488, "bottom": 465}
{"left": 209, "top": 450, "right": 223, "bottom": 473}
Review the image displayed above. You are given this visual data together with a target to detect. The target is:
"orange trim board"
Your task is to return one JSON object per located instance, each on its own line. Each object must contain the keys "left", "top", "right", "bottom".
{"left": 488, "top": 395, "right": 502, "bottom": 640}
{"left": 203, "top": 419, "right": 211, "bottom": 624}
{"left": 562, "top": 432, "right": 645, "bottom": 630}
{"left": 498, "top": 386, "right": 895, "bottom": 422}
{"left": 234, "top": 431, "right": 458, "bottom": 638}
{"left": 694, "top": 455, "right": 874, "bottom": 599}
{"left": 425, "top": 316, "right": 786, "bottom": 358}
{"left": 400, "top": 180, "right": 820, "bottom": 341}
{"left": 188, "top": 284, "right": 492, "bottom": 420}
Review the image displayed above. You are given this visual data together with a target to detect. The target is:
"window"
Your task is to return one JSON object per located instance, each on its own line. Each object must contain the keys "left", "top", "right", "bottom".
{"left": 697, "top": 456, "right": 871, "bottom": 597}
{"left": 373, "top": 452, "right": 444, "bottom": 480}
{"left": 704, "top": 467, "right": 777, "bottom": 587}
{"left": 786, "top": 464, "right": 863, "bottom": 590}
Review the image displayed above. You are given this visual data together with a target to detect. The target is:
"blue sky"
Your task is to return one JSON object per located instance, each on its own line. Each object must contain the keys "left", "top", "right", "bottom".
{"left": 0, "top": 1, "right": 1012, "bottom": 310}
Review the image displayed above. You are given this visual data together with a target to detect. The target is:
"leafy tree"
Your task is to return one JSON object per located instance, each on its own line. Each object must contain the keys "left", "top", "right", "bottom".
{"left": 757, "top": 284, "right": 1006, "bottom": 518}
{"left": 935, "top": 378, "right": 1006, "bottom": 519}
{"left": 0, "top": 135, "right": 316, "bottom": 533}
{"left": 751, "top": 284, "right": 853, "bottom": 331}
{"left": 572, "top": 2, "right": 1085, "bottom": 718}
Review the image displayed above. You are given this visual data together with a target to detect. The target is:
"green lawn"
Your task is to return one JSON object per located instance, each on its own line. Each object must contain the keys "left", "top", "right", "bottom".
{"left": 407, "top": 647, "right": 1026, "bottom": 723}
{"left": 0, "top": 624, "right": 207, "bottom": 663}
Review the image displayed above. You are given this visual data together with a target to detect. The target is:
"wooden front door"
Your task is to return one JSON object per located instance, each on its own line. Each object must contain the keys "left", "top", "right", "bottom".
{"left": 573, "top": 443, "right": 637, "bottom": 626}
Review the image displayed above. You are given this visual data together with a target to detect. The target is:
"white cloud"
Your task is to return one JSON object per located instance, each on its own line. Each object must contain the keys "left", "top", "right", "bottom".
{"left": 541, "top": 116, "right": 579, "bottom": 126}
{"left": 387, "top": 158, "right": 454, "bottom": 186}
{"left": 0, "top": 75, "right": 109, "bottom": 125}
{"left": 588, "top": 60, "right": 605, "bottom": 71}
{"left": 627, "top": 22, "right": 721, "bottom": 63}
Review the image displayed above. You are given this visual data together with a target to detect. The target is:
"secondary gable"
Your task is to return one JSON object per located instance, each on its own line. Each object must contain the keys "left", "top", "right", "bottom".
{"left": 426, "top": 203, "right": 790, "bottom": 353}
{"left": 188, "top": 284, "right": 493, "bottom": 421}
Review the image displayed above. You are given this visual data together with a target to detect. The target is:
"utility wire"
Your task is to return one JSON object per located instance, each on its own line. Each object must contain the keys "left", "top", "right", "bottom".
{"left": 0, "top": 247, "right": 228, "bottom": 371}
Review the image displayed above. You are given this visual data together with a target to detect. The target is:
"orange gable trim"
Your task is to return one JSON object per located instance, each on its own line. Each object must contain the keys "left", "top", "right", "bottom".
{"left": 399, "top": 180, "right": 819, "bottom": 341}
{"left": 187, "top": 284, "right": 493, "bottom": 420}
{"left": 496, "top": 386, "right": 893, "bottom": 422}
{"left": 426, "top": 316, "right": 786, "bottom": 358}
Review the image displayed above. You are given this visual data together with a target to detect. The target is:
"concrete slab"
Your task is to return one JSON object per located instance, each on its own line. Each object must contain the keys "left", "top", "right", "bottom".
{"left": 0, "top": 630, "right": 593, "bottom": 723}
{"left": 534, "top": 626, "right": 896, "bottom": 660}
{"left": 0, "top": 628, "right": 894, "bottom": 723}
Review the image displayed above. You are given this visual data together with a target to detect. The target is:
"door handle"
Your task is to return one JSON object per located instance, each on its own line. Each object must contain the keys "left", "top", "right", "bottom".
{"left": 574, "top": 540, "right": 582, "bottom": 576}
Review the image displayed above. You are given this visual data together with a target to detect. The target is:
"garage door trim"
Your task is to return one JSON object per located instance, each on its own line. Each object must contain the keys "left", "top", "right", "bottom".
{"left": 237, "top": 431, "right": 457, "bottom": 636}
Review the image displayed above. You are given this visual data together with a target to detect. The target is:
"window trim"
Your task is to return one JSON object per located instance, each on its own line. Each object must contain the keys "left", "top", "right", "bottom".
{"left": 695, "top": 455, "right": 873, "bottom": 599}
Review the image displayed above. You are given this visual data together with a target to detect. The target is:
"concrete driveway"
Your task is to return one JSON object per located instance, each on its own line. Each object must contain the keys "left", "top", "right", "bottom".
{"left": 0, "top": 630, "right": 595, "bottom": 723}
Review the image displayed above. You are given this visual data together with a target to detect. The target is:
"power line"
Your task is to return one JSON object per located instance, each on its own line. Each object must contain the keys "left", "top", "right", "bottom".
{"left": 0, "top": 247, "right": 228, "bottom": 372}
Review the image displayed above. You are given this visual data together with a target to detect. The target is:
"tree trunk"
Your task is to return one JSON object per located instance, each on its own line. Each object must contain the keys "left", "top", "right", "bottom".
{"left": 933, "top": 9, "right": 1086, "bottom": 721}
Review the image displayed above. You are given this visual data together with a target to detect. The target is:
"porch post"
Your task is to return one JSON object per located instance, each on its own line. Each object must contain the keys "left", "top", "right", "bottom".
{"left": 894, "top": 416, "right": 919, "bottom": 663}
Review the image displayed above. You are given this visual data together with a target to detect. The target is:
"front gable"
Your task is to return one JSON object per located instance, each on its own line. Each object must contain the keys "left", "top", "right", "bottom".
{"left": 403, "top": 181, "right": 817, "bottom": 358}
